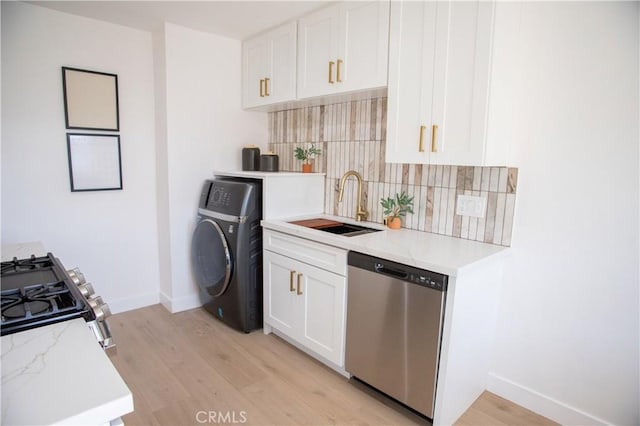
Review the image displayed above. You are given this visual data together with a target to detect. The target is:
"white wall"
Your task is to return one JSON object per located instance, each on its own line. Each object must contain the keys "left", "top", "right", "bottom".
{"left": 488, "top": 3, "right": 639, "bottom": 425}
{"left": 152, "top": 27, "right": 173, "bottom": 309}
{"left": 159, "top": 23, "right": 267, "bottom": 311}
{"left": 1, "top": 2, "right": 160, "bottom": 312}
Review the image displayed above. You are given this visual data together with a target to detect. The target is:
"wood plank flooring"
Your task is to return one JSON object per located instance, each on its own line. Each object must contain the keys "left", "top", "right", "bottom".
{"left": 107, "top": 304, "right": 557, "bottom": 426}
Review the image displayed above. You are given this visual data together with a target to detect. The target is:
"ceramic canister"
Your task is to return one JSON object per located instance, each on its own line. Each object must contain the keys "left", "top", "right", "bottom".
{"left": 260, "top": 153, "right": 279, "bottom": 172}
{"left": 242, "top": 146, "right": 260, "bottom": 171}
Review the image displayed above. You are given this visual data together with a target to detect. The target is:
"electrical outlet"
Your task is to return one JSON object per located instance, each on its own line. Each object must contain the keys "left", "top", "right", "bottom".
{"left": 456, "top": 195, "right": 487, "bottom": 218}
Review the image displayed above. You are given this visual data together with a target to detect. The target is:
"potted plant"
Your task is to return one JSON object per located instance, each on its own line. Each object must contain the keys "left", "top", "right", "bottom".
{"left": 380, "top": 191, "right": 414, "bottom": 229}
{"left": 294, "top": 144, "right": 322, "bottom": 173}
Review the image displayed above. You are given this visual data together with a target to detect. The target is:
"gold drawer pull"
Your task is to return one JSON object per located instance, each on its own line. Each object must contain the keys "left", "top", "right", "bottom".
{"left": 259, "top": 79, "right": 265, "bottom": 97}
{"left": 289, "top": 270, "right": 296, "bottom": 292}
{"left": 297, "top": 273, "right": 303, "bottom": 295}
{"left": 431, "top": 124, "right": 438, "bottom": 153}
{"left": 264, "top": 77, "right": 270, "bottom": 96}
{"left": 419, "top": 125, "right": 426, "bottom": 152}
{"left": 337, "top": 59, "right": 343, "bottom": 82}
{"left": 328, "top": 61, "right": 335, "bottom": 84}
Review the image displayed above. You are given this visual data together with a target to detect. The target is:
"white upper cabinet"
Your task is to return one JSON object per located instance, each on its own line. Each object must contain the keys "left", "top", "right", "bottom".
{"left": 297, "top": 1, "right": 389, "bottom": 99}
{"left": 386, "top": 1, "right": 501, "bottom": 166}
{"left": 242, "top": 21, "right": 297, "bottom": 109}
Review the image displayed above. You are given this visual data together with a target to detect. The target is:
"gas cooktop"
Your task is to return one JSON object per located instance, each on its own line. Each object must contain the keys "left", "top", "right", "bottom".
{"left": 0, "top": 254, "right": 108, "bottom": 342}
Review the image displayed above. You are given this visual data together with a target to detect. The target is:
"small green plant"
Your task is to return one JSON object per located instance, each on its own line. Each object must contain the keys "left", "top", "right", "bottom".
{"left": 293, "top": 144, "right": 322, "bottom": 164}
{"left": 380, "top": 191, "right": 414, "bottom": 220}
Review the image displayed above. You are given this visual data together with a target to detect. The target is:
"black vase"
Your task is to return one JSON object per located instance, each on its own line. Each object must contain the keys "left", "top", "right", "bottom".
{"left": 242, "top": 146, "right": 260, "bottom": 171}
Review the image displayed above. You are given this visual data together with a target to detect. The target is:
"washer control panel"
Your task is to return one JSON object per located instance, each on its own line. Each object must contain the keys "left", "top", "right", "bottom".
{"left": 209, "top": 185, "right": 232, "bottom": 207}
{"left": 198, "top": 179, "right": 256, "bottom": 218}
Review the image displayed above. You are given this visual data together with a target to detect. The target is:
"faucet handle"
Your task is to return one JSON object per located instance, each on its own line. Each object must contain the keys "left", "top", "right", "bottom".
{"left": 356, "top": 209, "right": 369, "bottom": 222}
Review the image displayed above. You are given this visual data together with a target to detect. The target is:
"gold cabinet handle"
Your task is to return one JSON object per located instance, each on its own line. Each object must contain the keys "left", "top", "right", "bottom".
{"left": 264, "top": 77, "right": 270, "bottom": 96}
{"left": 289, "top": 270, "right": 296, "bottom": 292}
{"left": 336, "top": 59, "right": 343, "bottom": 82}
{"left": 431, "top": 124, "right": 438, "bottom": 152}
{"left": 259, "top": 79, "right": 265, "bottom": 97}
{"left": 328, "top": 61, "right": 335, "bottom": 84}
{"left": 419, "top": 125, "right": 426, "bottom": 152}
{"left": 296, "top": 273, "right": 303, "bottom": 295}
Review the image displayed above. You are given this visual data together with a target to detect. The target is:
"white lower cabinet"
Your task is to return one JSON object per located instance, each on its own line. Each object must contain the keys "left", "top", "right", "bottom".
{"left": 263, "top": 231, "right": 347, "bottom": 369}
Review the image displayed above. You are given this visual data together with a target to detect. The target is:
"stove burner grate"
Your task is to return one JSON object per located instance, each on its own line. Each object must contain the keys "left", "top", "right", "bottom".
{"left": 1, "top": 255, "right": 54, "bottom": 274}
{"left": 3, "top": 300, "right": 50, "bottom": 318}
{"left": 0, "top": 281, "right": 84, "bottom": 323}
{"left": 0, "top": 253, "right": 97, "bottom": 337}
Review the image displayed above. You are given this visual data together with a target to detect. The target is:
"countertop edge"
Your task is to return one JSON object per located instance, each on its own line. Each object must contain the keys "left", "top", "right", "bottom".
{"left": 213, "top": 170, "right": 326, "bottom": 178}
{"left": 58, "top": 392, "right": 133, "bottom": 426}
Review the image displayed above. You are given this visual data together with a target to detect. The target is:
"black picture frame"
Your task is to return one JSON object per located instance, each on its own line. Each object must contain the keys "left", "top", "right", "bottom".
{"left": 66, "top": 133, "right": 123, "bottom": 192}
{"left": 62, "top": 67, "right": 120, "bottom": 131}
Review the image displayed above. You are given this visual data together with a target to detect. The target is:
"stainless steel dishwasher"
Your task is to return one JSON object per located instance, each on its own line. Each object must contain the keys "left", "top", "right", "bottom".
{"left": 345, "top": 251, "right": 448, "bottom": 420}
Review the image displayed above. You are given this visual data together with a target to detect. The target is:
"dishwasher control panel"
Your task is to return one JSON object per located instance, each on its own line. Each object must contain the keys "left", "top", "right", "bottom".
{"left": 410, "top": 272, "right": 446, "bottom": 290}
{"left": 349, "top": 251, "right": 447, "bottom": 292}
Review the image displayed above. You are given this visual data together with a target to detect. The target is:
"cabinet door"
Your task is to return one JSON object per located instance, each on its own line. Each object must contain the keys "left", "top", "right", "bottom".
{"left": 386, "top": 1, "right": 435, "bottom": 163}
{"left": 263, "top": 250, "right": 299, "bottom": 338}
{"left": 297, "top": 1, "right": 390, "bottom": 99}
{"left": 243, "top": 36, "right": 269, "bottom": 108}
{"left": 266, "top": 21, "right": 297, "bottom": 104}
{"left": 263, "top": 248, "right": 347, "bottom": 368}
{"left": 297, "top": 5, "right": 340, "bottom": 98}
{"left": 386, "top": 0, "right": 495, "bottom": 165}
{"left": 243, "top": 22, "right": 297, "bottom": 108}
{"left": 298, "top": 265, "right": 347, "bottom": 367}
{"left": 430, "top": 1, "right": 494, "bottom": 165}
{"left": 336, "top": 1, "right": 389, "bottom": 93}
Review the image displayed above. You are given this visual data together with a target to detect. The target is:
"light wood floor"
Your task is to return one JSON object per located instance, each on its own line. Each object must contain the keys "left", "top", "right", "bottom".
{"left": 107, "top": 304, "right": 557, "bottom": 426}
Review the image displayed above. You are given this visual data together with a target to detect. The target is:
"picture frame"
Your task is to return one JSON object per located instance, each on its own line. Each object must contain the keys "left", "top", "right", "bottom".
{"left": 66, "top": 133, "right": 123, "bottom": 192}
{"left": 62, "top": 67, "right": 119, "bottom": 131}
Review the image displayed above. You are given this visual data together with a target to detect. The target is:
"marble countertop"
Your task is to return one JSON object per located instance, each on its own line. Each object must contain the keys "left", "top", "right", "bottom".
{"left": 1, "top": 319, "right": 133, "bottom": 425}
{"left": 262, "top": 214, "right": 509, "bottom": 277}
{"left": 1, "top": 242, "right": 133, "bottom": 425}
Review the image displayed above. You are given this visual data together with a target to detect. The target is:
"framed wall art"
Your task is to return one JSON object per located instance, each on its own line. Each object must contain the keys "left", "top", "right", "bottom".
{"left": 62, "top": 67, "right": 119, "bottom": 131}
{"left": 66, "top": 133, "right": 123, "bottom": 192}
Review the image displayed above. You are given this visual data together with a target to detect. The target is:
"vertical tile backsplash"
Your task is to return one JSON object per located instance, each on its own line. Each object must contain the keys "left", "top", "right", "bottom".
{"left": 268, "top": 97, "right": 517, "bottom": 246}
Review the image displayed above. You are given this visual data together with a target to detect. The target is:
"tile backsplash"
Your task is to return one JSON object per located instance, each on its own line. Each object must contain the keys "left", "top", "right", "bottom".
{"left": 268, "top": 97, "right": 517, "bottom": 246}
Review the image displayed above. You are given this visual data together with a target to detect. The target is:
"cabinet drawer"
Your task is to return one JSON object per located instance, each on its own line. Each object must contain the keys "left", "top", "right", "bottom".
{"left": 264, "top": 229, "right": 347, "bottom": 276}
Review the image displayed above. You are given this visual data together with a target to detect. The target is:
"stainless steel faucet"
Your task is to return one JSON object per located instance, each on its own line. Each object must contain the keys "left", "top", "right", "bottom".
{"left": 338, "top": 170, "right": 368, "bottom": 222}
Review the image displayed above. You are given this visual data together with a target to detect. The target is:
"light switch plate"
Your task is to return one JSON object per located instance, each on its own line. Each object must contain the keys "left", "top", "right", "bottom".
{"left": 456, "top": 195, "right": 487, "bottom": 218}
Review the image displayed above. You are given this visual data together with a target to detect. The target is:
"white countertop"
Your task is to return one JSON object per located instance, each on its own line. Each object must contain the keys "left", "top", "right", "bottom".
{"left": 1, "top": 319, "right": 133, "bottom": 425}
{"left": 214, "top": 170, "right": 325, "bottom": 178}
{"left": 262, "top": 214, "right": 509, "bottom": 277}
{"left": 1, "top": 242, "right": 133, "bottom": 425}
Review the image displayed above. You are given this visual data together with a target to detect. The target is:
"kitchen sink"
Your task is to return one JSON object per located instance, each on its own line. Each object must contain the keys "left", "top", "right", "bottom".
{"left": 317, "top": 223, "right": 381, "bottom": 237}
{"left": 288, "top": 218, "right": 382, "bottom": 237}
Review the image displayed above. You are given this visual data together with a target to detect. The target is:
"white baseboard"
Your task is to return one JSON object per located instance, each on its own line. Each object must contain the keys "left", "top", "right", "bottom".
{"left": 108, "top": 292, "right": 159, "bottom": 314}
{"left": 158, "top": 290, "right": 202, "bottom": 313}
{"left": 487, "top": 373, "right": 609, "bottom": 426}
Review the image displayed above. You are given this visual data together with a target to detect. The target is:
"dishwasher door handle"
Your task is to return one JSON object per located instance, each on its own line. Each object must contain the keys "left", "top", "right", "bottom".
{"left": 373, "top": 263, "right": 409, "bottom": 280}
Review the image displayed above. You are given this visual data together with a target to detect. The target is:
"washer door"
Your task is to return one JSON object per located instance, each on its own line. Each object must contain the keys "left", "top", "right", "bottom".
{"left": 191, "top": 218, "right": 233, "bottom": 297}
